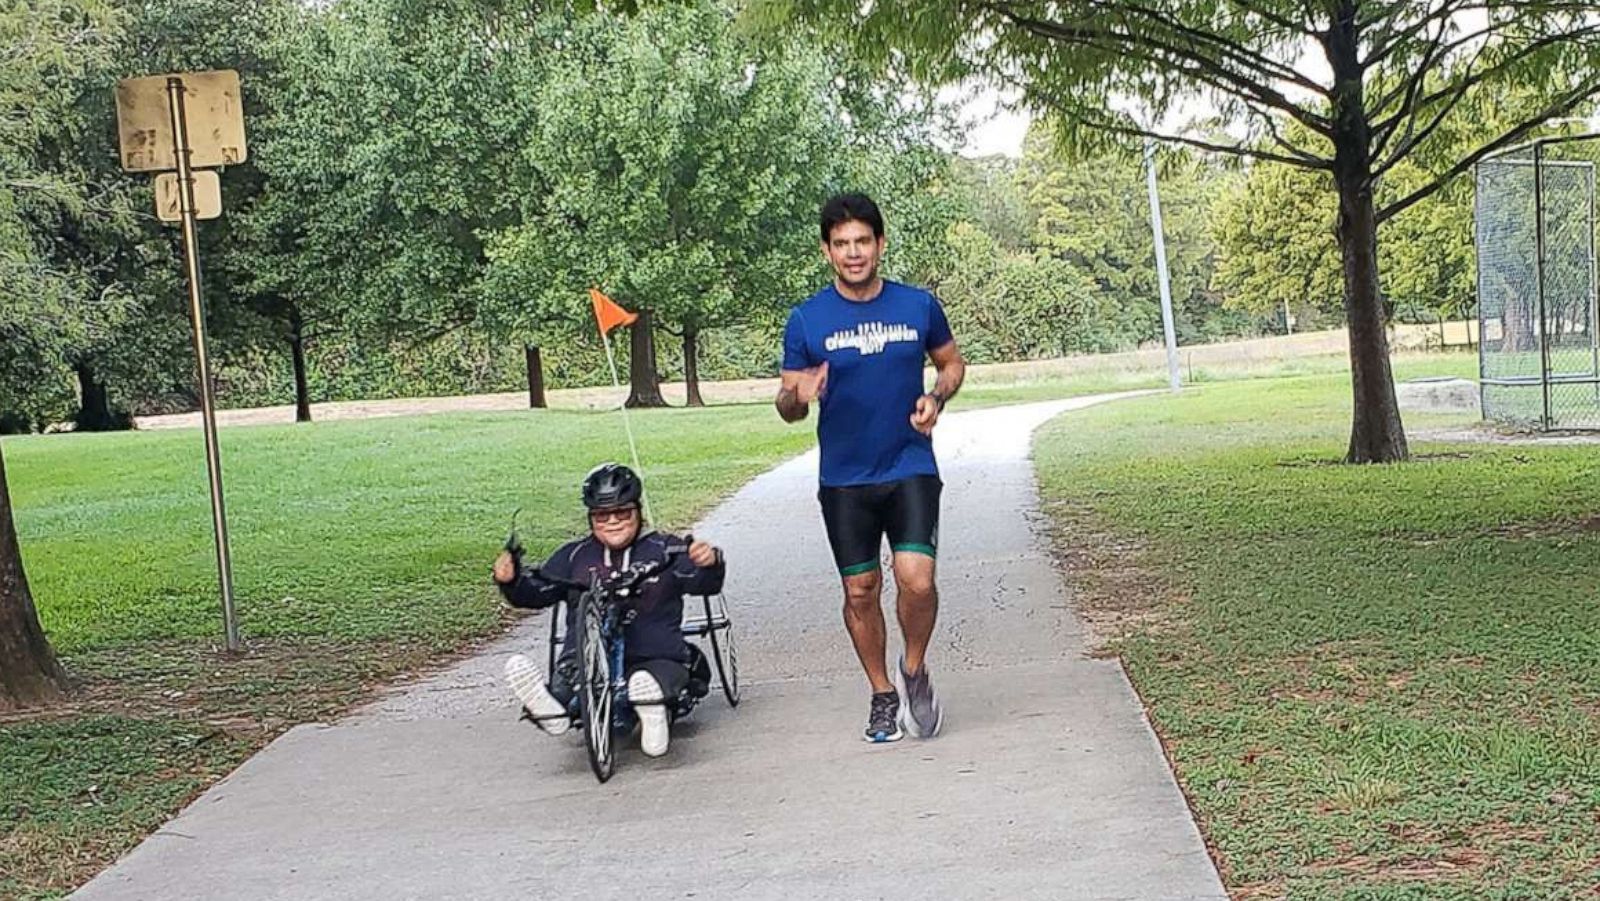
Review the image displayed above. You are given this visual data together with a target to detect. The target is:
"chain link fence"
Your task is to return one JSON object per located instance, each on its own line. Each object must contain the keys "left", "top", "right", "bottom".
{"left": 1477, "top": 135, "right": 1600, "bottom": 430}
{"left": 1476, "top": 136, "right": 1600, "bottom": 429}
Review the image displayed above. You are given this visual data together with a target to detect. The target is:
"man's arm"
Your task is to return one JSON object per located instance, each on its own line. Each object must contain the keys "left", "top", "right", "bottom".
{"left": 927, "top": 340, "right": 965, "bottom": 407}
{"left": 910, "top": 340, "right": 966, "bottom": 436}
{"left": 777, "top": 306, "right": 824, "bottom": 423}
{"left": 775, "top": 363, "right": 827, "bottom": 423}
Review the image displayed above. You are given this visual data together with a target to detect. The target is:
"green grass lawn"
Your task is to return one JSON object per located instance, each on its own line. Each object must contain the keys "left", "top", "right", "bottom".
{"left": 11, "top": 406, "right": 819, "bottom": 652}
{"left": 1033, "top": 360, "right": 1600, "bottom": 898}
{"left": 960, "top": 348, "right": 1479, "bottom": 408}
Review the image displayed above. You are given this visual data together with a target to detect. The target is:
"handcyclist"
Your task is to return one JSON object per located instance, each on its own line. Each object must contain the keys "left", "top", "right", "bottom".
{"left": 491, "top": 463, "right": 725, "bottom": 757}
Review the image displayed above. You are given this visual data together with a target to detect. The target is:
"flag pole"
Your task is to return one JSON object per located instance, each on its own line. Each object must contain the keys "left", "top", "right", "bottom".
{"left": 600, "top": 328, "right": 652, "bottom": 525}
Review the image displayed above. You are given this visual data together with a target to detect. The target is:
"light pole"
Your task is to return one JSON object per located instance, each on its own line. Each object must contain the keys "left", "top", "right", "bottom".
{"left": 1144, "top": 136, "right": 1182, "bottom": 393}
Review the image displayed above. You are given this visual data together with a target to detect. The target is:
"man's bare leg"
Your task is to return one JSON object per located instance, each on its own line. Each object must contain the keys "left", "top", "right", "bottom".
{"left": 892, "top": 551, "right": 943, "bottom": 737}
{"left": 842, "top": 569, "right": 893, "bottom": 693}
{"left": 892, "top": 552, "right": 938, "bottom": 675}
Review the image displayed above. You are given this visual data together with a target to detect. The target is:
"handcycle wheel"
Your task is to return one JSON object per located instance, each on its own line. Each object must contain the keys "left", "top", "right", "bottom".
{"left": 576, "top": 590, "right": 614, "bottom": 783}
{"left": 704, "top": 593, "right": 740, "bottom": 707}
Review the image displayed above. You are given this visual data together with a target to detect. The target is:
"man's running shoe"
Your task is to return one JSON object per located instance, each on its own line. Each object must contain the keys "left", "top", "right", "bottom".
{"left": 895, "top": 657, "right": 944, "bottom": 738}
{"left": 505, "top": 654, "right": 571, "bottom": 736}
{"left": 864, "top": 690, "right": 904, "bottom": 743}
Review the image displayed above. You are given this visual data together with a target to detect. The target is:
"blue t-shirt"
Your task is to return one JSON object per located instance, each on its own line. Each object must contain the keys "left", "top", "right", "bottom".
{"left": 782, "top": 280, "right": 954, "bottom": 488}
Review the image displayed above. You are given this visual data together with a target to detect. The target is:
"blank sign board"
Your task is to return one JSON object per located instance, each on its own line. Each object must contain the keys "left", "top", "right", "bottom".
{"left": 155, "top": 171, "right": 223, "bottom": 222}
{"left": 116, "top": 70, "right": 247, "bottom": 173}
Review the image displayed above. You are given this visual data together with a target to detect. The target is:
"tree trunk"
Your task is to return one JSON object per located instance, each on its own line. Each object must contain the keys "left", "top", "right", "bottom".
{"left": 72, "top": 360, "right": 130, "bottom": 432}
{"left": 683, "top": 329, "right": 705, "bottom": 407}
{"left": 1335, "top": 166, "right": 1408, "bottom": 464}
{"left": 1330, "top": 2, "right": 1408, "bottom": 464}
{"left": 289, "top": 309, "right": 312, "bottom": 424}
{"left": 525, "top": 345, "right": 547, "bottom": 409}
{"left": 626, "top": 308, "right": 668, "bottom": 408}
{"left": 0, "top": 445, "right": 67, "bottom": 711}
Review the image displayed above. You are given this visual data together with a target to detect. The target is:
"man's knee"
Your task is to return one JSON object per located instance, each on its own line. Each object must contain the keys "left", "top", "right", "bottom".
{"left": 893, "top": 558, "right": 937, "bottom": 599}
{"left": 841, "top": 571, "right": 882, "bottom": 613}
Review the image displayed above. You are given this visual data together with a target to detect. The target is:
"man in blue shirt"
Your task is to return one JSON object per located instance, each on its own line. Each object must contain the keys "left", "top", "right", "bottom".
{"left": 776, "top": 193, "right": 966, "bottom": 743}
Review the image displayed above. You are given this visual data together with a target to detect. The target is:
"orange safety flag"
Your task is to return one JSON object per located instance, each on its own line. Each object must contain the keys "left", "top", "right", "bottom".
{"left": 589, "top": 288, "right": 638, "bottom": 337}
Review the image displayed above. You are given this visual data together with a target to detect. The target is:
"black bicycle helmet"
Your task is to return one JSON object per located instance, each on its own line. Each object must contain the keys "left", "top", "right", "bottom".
{"left": 582, "top": 463, "right": 643, "bottom": 510}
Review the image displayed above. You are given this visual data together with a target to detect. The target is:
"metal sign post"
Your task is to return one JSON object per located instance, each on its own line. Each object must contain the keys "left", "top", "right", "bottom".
{"left": 116, "top": 70, "right": 245, "bottom": 651}
{"left": 166, "top": 77, "right": 239, "bottom": 651}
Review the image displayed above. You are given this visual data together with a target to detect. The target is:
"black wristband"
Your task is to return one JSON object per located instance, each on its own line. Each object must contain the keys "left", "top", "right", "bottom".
{"left": 928, "top": 391, "right": 947, "bottom": 411}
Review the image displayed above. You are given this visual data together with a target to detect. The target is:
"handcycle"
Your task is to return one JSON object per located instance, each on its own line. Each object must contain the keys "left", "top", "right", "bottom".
{"left": 514, "top": 533, "right": 740, "bottom": 783}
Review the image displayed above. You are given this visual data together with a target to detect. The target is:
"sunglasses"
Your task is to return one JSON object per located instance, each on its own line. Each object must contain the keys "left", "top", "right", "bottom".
{"left": 589, "top": 507, "right": 638, "bottom": 524}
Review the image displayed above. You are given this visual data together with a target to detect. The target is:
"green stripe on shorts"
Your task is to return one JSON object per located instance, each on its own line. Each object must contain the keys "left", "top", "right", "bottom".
{"left": 892, "top": 542, "right": 937, "bottom": 558}
{"left": 839, "top": 559, "right": 880, "bottom": 577}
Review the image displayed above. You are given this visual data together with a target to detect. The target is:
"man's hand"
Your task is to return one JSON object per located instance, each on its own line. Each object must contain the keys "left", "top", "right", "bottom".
{"left": 688, "top": 540, "right": 719, "bottom": 568}
{"left": 910, "top": 393, "right": 943, "bottom": 435}
{"left": 492, "top": 551, "right": 517, "bottom": 584}
{"left": 776, "top": 362, "right": 828, "bottom": 423}
{"left": 795, "top": 361, "right": 828, "bottom": 403}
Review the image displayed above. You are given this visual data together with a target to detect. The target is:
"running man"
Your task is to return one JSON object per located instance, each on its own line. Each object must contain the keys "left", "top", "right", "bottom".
{"left": 776, "top": 192, "right": 966, "bottom": 743}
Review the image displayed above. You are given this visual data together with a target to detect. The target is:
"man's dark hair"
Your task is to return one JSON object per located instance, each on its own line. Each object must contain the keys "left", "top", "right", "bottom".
{"left": 819, "top": 193, "right": 885, "bottom": 242}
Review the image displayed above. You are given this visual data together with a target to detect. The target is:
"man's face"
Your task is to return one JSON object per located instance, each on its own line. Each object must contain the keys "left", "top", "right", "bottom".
{"left": 589, "top": 505, "right": 641, "bottom": 550}
{"left": 822, "top": 218, "right": 885, "bottom": 289}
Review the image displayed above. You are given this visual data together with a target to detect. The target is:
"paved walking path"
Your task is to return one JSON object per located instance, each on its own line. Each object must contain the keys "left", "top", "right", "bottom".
{"left": 76, "top": 395, "right": 1227, "bottom": 901}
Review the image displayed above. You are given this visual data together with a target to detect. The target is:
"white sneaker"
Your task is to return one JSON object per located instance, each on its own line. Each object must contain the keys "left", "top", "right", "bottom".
{"left": 628, "top": 670, "right": 670, "bottom": 757}
{"left": 505, "top": 654, "right": 570, "bottom": 736}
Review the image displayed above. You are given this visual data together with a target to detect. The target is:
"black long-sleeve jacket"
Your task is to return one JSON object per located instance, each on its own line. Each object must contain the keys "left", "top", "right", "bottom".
{"left": 499, "top": 531, "right": 725, "bottom": 664}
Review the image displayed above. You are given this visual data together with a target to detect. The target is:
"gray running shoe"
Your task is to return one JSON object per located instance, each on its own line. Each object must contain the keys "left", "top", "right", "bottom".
{"left": 895, "top": 657, "right": 944, "bottom": 738}
{"left": 864, "top": 690, "right": 904, "bottom": 743}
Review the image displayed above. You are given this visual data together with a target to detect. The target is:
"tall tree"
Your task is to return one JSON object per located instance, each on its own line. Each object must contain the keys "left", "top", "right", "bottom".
{"left": 227, "top": 0, "right": 553, "bottom": 420}
{"left": 495, "top": 3, "right": 856, "bottom": 407}
{"left": 756, "top": 0, "right": 1600, "bottom": 462}
{"left": 4, "top": 0, "right": 299, "bottom": 431}
{"left": 947, "top": 154, "right": 1033, "bottom": 252}
{"left": 1212, "top": 159, "right": 1347, "bottom": 331}
{"left": 21, "top": 21, "right": 171, "bottom": 432}
{"left": 218, "top": 0, "right": 358, "bottom": 423}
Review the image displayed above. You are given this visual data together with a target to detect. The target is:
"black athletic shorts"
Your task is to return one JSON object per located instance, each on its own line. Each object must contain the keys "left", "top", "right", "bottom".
{"left": 818, "top": 475, "right": 942, "bottom": 576}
